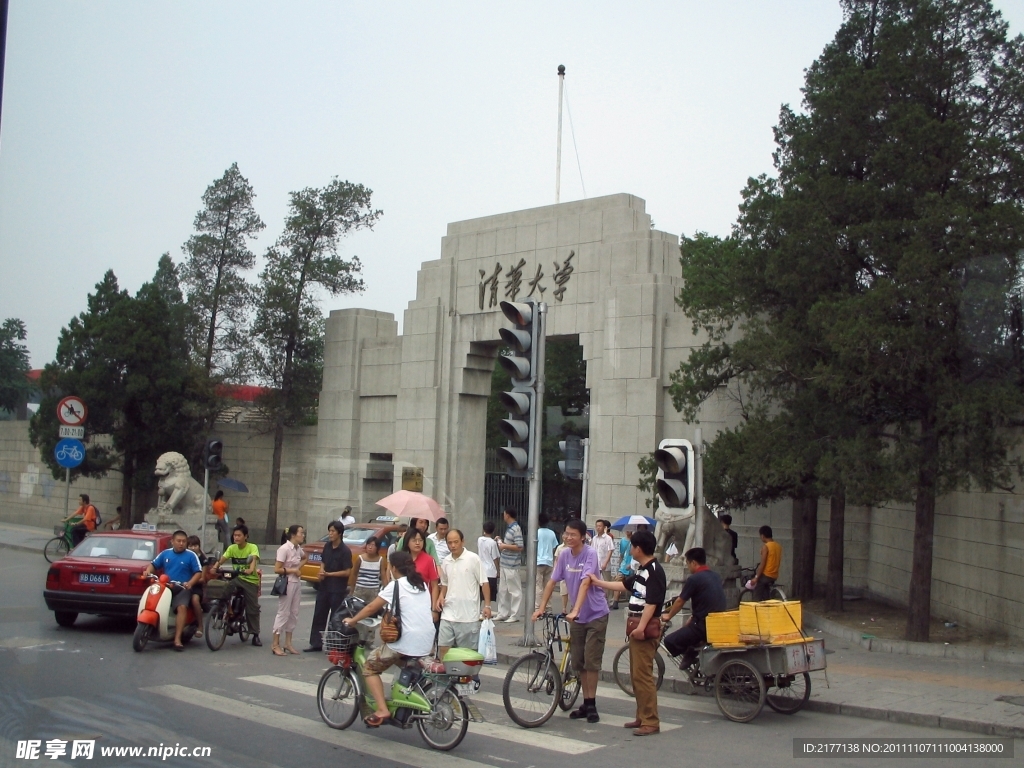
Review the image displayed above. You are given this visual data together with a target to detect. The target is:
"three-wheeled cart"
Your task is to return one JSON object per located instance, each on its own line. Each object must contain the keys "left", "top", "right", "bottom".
{"left": 698, "top": 638, "right": 826, "bottom": 723}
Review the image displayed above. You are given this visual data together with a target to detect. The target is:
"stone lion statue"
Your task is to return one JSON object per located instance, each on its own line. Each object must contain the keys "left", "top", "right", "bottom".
{"left": 147, "top": 452, "right": 210, "bottom": 532}
{"left": 655, "top": 506, "right": 695, "bottom": 562}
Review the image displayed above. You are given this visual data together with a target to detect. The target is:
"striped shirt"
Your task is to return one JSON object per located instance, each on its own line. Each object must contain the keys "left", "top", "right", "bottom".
{"left": 499, "top": 523, "right": 524, "bottom": 568}
{"left": 355, "top": 555, "right": 384, "bottom": 590}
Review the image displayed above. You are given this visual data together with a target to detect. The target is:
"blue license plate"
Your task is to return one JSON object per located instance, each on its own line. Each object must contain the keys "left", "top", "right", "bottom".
{"left": 79, "top": 573, "right": 110, "bottom": 584}
{"left": 308, "top": 553, "right": 322, "bottom": 563}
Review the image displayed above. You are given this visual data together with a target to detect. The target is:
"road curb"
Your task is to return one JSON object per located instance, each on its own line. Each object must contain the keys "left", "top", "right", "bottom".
{"left": 0, "top": 541, "right": 48, "bottom": 555}
{"left": 804, "top": 611, "right": 1024, "bottom": 666}
{"left": 803, "top": 699, "right": 1024, "bottom": 738}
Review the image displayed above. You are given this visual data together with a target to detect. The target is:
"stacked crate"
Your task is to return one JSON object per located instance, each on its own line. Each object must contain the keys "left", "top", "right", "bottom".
{"left": 738, "top": 600, "right": 804, "bottom": 644}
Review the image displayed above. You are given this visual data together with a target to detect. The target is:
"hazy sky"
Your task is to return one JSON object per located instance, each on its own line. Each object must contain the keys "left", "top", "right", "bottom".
{"left": 3, "top": 1, "right": 1024, "bottom": 368}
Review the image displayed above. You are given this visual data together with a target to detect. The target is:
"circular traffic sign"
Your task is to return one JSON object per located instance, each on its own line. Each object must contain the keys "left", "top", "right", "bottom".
{"left": 57, "top": 396, "right": 88, "bottom": 427}
{"left": 54, "top": 438, "right": 86, "bottom": 469}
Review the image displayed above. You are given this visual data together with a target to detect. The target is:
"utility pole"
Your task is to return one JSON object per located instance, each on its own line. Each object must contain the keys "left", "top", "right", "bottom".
{"left": 0, "top": 0, "right": 8, "bottom": 142}
{"left": 555, "top": 65, "right": 565, "bottom": 204}
{"left": 579, "top": 437, "right": 590, "bottom": 520}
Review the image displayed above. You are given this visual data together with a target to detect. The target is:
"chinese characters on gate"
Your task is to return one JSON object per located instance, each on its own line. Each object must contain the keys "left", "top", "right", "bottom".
{"left": 478, "top": 250, "right": 575, "bottom": 310}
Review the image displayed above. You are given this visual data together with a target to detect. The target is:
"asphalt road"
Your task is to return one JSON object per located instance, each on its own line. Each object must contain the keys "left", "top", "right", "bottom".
{"left": 1, "top": 548, "right": 1018, "bottom": 768}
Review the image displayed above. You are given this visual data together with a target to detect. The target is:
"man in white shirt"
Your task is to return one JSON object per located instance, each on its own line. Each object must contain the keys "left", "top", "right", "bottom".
{"left": 437, "top": 529, "right": 491, "bottom": 657}
{"left": 428, "top": 517, "right": 451, "bottom": 563}
{"left": 592, "top": 519, "right": 616, "bottom": 608}
{"left": 477, "top": 521, "right": 500, "bottom": 606}
{"left": 337, "top": 506, "right": 356, "bottom": 526}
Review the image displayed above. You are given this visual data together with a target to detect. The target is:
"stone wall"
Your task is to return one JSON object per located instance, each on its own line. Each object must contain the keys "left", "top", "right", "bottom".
{"left": 0, "top": 420, "right": 318, "bottom": 544}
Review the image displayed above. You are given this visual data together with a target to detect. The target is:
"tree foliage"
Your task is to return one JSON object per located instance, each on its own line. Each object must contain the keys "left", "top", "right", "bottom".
{"left": 252, "top": 178, "right": 380, "bottom": 542}
{"left": 29, "top": 259, "right": 214, "bottom": 524}
{"left": 669, "top": 0, "right": 1024, "bottom": 637}
{"left": 0, "top": 318, "right": 32, "bottom": 413}
{"left": 180, "top": 163, "right": 264, "bottom": 380}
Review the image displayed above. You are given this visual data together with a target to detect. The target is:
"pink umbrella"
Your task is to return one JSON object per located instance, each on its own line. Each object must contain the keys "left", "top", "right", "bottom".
{"left": 375, "top": 490, "right": 446, "bottom": 522}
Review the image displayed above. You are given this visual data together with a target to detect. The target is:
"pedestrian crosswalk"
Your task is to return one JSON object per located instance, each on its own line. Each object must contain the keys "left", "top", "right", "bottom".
{"left": 31, "top": 662, "right": 719, "bottom": 768}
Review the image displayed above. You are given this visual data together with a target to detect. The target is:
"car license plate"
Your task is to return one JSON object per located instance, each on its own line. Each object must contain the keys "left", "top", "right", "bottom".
{"left": 456, "top": 683, "right": 475, "bottom": 697}
{"left": 308, "top": 553, "right": 322, "bottom": 562}
{"left": 79, "top": 573, "right": 110, "bottom": 584}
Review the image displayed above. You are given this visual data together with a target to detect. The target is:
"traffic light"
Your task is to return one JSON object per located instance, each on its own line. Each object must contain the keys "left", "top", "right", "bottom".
{"left": 496, "top": 299, "right": 540, "bottom": 476}
{"left": 654, "top": 438, "right": 694, "bottom": 510}
{"left": 203, "top": 438, "right": 224, "bottom": 471}
{"left": 558, "top": 435, "right": 584, "bottom": 479}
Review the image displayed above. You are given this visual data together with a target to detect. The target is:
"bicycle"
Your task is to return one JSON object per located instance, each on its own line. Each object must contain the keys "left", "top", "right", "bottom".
{"left": 316, "top": 600, "right": 481, "bottom": 752}
{"left": 44, "top": 518, "right": 81, "bottom": 563}
{"left": 204, "top": 569, "right": 253, "bottom": 650}
{"left": 501, "top": 613, "right": 581, "bottom": 728}
{"left": 737, "top": 567, "right": 788, "bottom": 602}
{"left": 611, "top": 600, "right": 686, "bottom": 696}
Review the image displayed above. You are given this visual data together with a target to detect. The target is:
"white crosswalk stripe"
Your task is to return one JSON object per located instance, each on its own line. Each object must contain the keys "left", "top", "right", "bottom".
{"left": 239, "top": 674, "right": 602, "bottom": 755}
{"left": 147, "top": 684, "right": 496, "bottom": 768}
{"left": 475, "top": 664, "right": 720, "bottom": 715}
{"left": 30, "top": 696, "right": 282, "bottom": 768}
{"left": 468, "top": 691, "right": 683, "bottom": 732}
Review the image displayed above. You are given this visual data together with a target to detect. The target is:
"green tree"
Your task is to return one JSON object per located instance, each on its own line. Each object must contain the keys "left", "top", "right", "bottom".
{"left": 0, "top": 318, "right": 32, "bottom": 414}
{"left": 180, "top": 163, "right": 264, "bottom": 380}
{"left": 669, "top": 0, "right": 1024, "bottom": 638}
{"left": 30, "top": 258, "right": 214, "bottom": 526}
{"left": 252, "top": 178, "right": 380, "bottom": 542}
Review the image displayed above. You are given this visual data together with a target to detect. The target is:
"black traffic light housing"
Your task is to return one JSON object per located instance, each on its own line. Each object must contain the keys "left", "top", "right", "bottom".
{"left": 496, "top": 298, "right": 540, "bottom": 477}
{"left": 654, "top": 438, "right": 694, "bottom": 510}
{"left": 558, "top": 435, "right": 584, "bottom": 479}
{"left": 203, "top": 438, "right": 224, "bottom": 471}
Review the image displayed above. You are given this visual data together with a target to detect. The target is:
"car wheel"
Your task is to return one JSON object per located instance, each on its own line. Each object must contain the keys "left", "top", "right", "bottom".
{"left": 54, "top": 611, "right": 78, "bottom": 627}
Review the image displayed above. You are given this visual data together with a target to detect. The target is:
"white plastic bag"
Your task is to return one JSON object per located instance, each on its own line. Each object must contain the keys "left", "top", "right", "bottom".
{"left": 666, "top": 542, "right": 679, "bottom": 557}
{"left": 478, "top": 618, "right": 497, "bottom": 665}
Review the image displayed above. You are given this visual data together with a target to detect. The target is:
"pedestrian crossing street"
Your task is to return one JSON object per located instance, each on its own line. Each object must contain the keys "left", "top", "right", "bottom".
{"left": 30, "top": 662, "right": 722, "bottom": 768}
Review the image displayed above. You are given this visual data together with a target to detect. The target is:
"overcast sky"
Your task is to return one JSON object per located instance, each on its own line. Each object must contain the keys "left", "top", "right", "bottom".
{"left": 3, "top": 1, "right": 1024, "bottom": 368}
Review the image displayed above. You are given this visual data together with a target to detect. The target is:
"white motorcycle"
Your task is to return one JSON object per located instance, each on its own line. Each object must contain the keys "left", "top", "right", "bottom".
{"left": 132, "top": 574, "right": 199, "bottom": 651}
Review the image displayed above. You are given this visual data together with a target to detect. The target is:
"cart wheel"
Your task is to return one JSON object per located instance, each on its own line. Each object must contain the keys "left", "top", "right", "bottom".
{"left": 715, "top": 658, "right": 765, "bottom": 723}
{"left": 766, "top": 672, "right": 810, "bottom": 714}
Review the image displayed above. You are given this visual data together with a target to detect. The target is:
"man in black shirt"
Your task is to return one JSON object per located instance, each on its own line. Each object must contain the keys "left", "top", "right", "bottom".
{"left": 720, "top": 514, "right": 738, "bottom": 562}
{"left": 661, "top": 547, "right": 726, "bottom": 668}
{"left": 303, "top": 521, "right": 352, "bottom": 652}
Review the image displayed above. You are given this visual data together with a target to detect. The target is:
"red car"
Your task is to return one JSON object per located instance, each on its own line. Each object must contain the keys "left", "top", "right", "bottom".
{"left": 44, "top": 529, "right": 174, "bottom": 627}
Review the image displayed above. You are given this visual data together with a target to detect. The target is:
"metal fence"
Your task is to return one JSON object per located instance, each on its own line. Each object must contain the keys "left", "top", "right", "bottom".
{"left": 484, "top": 449, "right": 529, "bottom": 537}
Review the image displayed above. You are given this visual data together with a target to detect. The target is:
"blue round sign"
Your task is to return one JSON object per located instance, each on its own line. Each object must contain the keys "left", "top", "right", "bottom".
{"left": 54, "top": 438, "right": 86, "bottom": 469}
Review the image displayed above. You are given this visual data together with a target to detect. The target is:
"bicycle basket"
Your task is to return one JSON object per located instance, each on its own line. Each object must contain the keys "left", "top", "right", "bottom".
{"left": 204, "top": 579, "right": 231, "bottom": 601}
{"left": 54, "top": 525, "right": 65, "bottom": 536}
{"left": 321, "top": 628, "right": 358, "bottom": 655}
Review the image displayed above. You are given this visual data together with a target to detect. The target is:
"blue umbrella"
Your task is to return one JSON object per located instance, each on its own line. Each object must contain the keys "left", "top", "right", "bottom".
{"left": 216, "top": 477, "right": 249, "bottom": 493}
{"left": 609, "top": 515, "right": 657, "bottom": 531}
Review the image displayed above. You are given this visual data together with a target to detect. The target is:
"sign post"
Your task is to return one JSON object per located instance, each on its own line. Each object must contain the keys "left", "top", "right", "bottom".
{"left": 56, "top": 398, "right": 88, "bottom": 521}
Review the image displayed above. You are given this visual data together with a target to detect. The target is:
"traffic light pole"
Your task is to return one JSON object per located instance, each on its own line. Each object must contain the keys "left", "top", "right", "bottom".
{"left": 201, "top": 467, "right": 210, "bottom": 551}
{"left": 519, "top": 302, "right": 547, "bottom": 647}
{"left": 694, "top": 427, "right": 704, "bottom": 548}
{"left": 580, "top": 437, "right": 590, "bottom": 520}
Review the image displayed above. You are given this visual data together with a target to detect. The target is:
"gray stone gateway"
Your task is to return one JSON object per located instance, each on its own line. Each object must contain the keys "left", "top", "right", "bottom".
{"left": 311, "top": 193, "right": 723, "bottom": 543}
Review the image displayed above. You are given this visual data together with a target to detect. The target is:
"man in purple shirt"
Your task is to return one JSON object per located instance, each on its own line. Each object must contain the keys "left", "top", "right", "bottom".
{"left": 532, "top": 519, "right": 609, "bottom": 723}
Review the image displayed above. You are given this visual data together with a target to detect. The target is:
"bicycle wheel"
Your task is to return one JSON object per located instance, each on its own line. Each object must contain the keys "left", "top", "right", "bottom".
{"left": 612, "top": 644, "right": 666, "bottom": 696}
{"left": 559, "top": 655, "right": 581, "bottom": 711}
{"left": 738, "top": 589, "right": 755, "bottom": 603}
{"left": 205, "top": 606, "right": 227, "bottom": 651}
{"left": 417, "top": 686, "right": 469, "bottom": 751}
{"left": 766, "top": 672, "right": 810, "bottom": 714}
{"left": 770, "top": 586, "right": 788, "bottom": 602}
{"left": 317, "top": 666, "right": 361, "bottom": 729}
{"left": 44, "top": 536, "right": 69, "bottom": 563}
{"left": 502, "top": 652, "right": 561, "bottom": 728}
{"left": 715, "top": 658, "right": 765, "bottom": 723}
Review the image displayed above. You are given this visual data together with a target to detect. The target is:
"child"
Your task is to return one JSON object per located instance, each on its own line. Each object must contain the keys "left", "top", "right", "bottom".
{"left": 186, "top": 535, "right": 207, "bottom": 638}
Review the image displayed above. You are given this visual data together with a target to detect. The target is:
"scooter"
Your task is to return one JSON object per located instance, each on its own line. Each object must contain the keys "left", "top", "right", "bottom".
{"left": 133, "top": 574, "right": 198, "bottom": 652}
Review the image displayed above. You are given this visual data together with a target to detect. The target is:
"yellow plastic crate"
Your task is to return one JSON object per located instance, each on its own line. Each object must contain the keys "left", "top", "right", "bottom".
{"left": 738, "top": 600, "right": 803, "bottom": 642}
{"left": 706, "top": 610, "right": 740, "bottom": 647}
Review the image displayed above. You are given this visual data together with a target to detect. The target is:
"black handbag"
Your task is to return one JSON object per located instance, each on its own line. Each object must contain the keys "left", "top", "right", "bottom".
{"left": 271, "top": 574, "right": 288, "bottom": 596}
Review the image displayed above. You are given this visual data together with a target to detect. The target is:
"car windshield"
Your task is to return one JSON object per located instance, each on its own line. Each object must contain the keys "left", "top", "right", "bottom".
{"left": 343, "top": 529, "right": 379, "bottom": 545}
{"left": 72, "top": 537, "right": 156, "bottom": 561}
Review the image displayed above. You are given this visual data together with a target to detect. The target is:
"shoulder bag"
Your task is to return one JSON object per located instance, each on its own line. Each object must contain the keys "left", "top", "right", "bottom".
{"left": 380, "top": 580, "right": 403, "bottom": 644}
